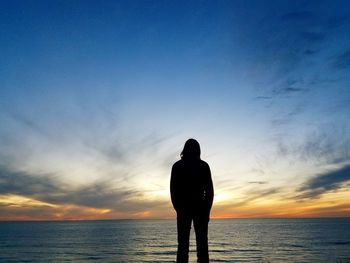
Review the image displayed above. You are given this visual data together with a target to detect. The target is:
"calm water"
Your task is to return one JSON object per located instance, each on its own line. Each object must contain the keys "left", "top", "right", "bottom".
{"left": 0, "top": 218, "right": 349, "bottom": 262}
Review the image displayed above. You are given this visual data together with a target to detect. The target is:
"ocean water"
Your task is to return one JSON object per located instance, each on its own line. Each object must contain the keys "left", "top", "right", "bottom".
{"left": 0, "top": 218, "right": 349, "bottom": 262}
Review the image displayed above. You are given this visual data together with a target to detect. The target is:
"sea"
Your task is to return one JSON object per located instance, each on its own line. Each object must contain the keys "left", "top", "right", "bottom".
{"left": 0, "top": 218, "right": 349, "bottom": 262}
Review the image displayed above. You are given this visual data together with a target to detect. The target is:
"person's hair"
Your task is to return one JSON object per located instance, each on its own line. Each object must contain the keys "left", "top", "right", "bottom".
{"left": 180, "top": 138, "right": 201, "bottom": 159}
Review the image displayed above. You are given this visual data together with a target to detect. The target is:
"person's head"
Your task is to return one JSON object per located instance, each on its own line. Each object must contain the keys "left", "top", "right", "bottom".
{"left": 181, "top": 138, "right": 201, "bottom": 160}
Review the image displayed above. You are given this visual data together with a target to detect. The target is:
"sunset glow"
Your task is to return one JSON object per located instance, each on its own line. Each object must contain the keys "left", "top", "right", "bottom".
{"left": 1, "top": 0, "right": 350, "bottom": 220}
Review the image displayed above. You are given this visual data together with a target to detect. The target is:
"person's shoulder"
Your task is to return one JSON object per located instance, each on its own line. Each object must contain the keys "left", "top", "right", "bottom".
{"left": 199, "top": 159, "right": 210, "bottom": 169}
{"left": 172, "top": 159, "right": 183, "bottom": 168}
{"left": 200, "top": 159, "right": 209, "bottom": 166}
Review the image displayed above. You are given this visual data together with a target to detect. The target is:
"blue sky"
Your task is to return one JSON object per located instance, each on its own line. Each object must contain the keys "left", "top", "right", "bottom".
{"left": 1, "top": 0, "right": 350, "bottom": 219}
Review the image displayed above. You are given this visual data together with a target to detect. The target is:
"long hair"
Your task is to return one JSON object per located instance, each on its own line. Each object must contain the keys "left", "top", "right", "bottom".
{"left": 180, "top": 138, "right": 201, "bottom": 159}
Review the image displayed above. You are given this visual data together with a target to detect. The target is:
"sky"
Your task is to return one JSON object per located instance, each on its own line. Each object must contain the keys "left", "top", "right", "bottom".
{"left": 0, "top": 0, "right": 350, "bottom": 220}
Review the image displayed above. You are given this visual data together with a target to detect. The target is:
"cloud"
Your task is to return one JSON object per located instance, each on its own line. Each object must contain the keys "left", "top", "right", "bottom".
{"left": 271, "top": 77, "right": 309, "bottom": 97}
{"left": 0, "top": 165, "right": 167, "bottom": 213}
{"left": 251, "top": 5, "right": 349, "bottom": 97}
{"left": 0, "top": 203, "right": 58, "bottom": 220}
{"left": 249, "top": 8, "right": 342, "bottom": 104}
{"left": 84, "top": 127, "right": 173, "bottom": 163}
{"left": 248, "top": 181, "right": 267, "bottom": 185}
{"left": 275, "top": 124, "right": 350, "bottom": 165}
{"left": 297, "top": 164, "right": 350, "bottom": 199}
{"left": 299, "top": 31, "right": 325, "bottom": 43}
{"left": 7, "top": 111, "right": 51, "bottom": 138}
{"left": 273, "top": 87, "right": 305, "bottom": 95}
{"left": 232, "top": 187, "right": 281, "bottom": 207}
{"left": 269, "top": 105, "right": 306, "bottom": 127}
{"left": 303, "top": 49, "right": 318, "bottom": 55}
{"left": 283, "top": 87, "right": 305, "bottom": 93}
{"left": 254, "top": 96, "right": 272, "bottom": 100}
{"left": 332, "top": 49, "right": 350, "bottom": 69}
{"left": 280, "top": 11, "right": 313, "bottom": 22}
{"left": 297, "top": 203, "right": 350, "bottom": 217}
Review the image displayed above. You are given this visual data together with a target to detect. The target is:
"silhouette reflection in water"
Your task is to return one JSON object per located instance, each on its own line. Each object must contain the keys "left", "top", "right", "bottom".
{"left": 170, "top": 139, "right": 214, "bottom": 263}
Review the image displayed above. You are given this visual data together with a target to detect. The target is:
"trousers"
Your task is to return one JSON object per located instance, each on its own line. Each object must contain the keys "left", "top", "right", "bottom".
{"left": 176, "top": 212, "right": 209, "bottom": 263}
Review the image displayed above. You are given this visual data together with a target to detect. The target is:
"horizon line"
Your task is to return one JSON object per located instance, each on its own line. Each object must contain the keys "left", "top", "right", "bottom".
{"left": 1, "top": 216, "right": 350, "bottom": 222}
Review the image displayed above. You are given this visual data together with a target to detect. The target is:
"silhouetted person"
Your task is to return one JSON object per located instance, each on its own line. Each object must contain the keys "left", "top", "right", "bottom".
{"left": 171, "top": 139, "right": 214, "bottom": 263}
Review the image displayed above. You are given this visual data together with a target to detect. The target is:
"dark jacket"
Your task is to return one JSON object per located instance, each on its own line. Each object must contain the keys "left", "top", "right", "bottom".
{"left": 170, "top": 158, "right": 214, "bottom": 216}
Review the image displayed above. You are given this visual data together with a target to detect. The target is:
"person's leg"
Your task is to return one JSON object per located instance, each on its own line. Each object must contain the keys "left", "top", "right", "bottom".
{"left": 176, "top": 213, "right": 192, "bottom": 263}
{"left": 193, "top": 214, "right": 209, "bottom": 263}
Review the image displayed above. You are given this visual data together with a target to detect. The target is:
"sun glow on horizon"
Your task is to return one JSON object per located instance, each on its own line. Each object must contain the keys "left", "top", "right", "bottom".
{"left": 1, "top": 1, "right": 350, "bottom": 220}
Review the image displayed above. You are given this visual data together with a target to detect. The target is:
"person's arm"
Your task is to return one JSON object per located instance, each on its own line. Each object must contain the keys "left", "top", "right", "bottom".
{"left": 205, "top": 163, "right": 214, "bottom": 214}
{"left": 170, "top": 164, "right": 179, "bottom": 211}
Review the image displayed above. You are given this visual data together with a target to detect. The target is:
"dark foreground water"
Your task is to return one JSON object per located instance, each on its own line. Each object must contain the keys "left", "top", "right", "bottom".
{"left": 0, "top": 218, "right": 350, "bottom": 262}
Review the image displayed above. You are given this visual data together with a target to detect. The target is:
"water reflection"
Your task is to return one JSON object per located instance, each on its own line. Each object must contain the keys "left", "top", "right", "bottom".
{"left": 0, "top": 219, "right": 349, "bottom": 262}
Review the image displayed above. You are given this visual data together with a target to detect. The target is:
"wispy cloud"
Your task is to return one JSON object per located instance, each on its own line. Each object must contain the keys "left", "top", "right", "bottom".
{"left": 275, "top": 125, "right": 350, "bottom": 165}
{"left": 232, "top": 187, "right": 281, "bottom": 208}
{"left": 297, "top": 164, "right": 350, "bottom": 199}
{"left": 7, "top": 111, "right": 51, "bottom": 138}
{"left": 0, "top": 166, "right": 167, "bottom": 213}
{"left": 248, "top": 181, "right": 268, "bottom": 185}
{"left": 332, "top": 49, "right": 350, "bottom": 69}
{"left": 254, "top": 96, "right": 272, "bottom": 100}
{"left": 299, "top": 31, "right": 325, "bottom": 43}
{"left": 280, "top": 11, "right": 313, "bottom": 22}
{"left": 251, "top": 5, "right": 350, "bottom": 100}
